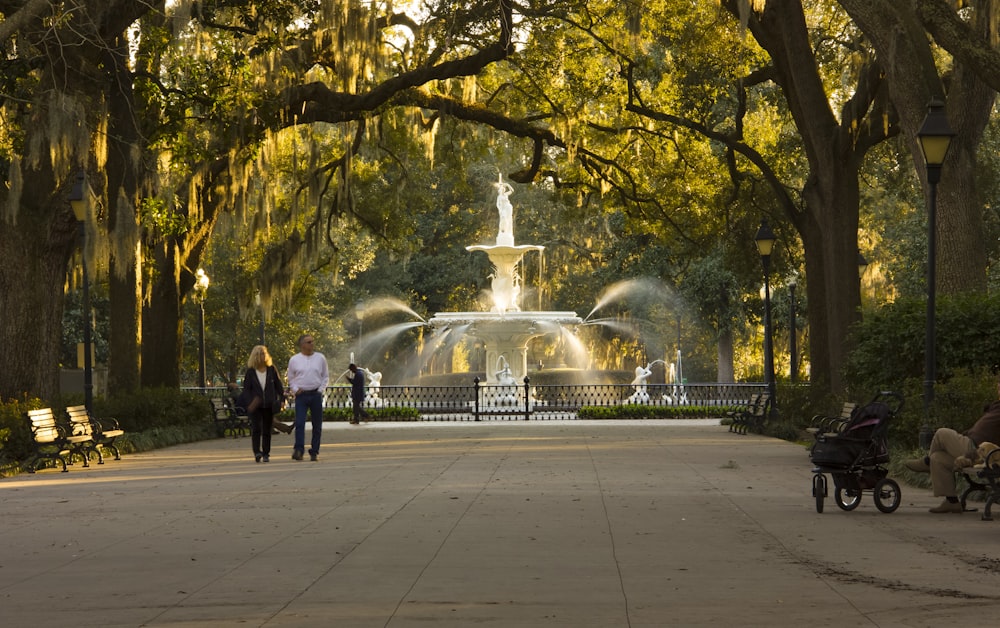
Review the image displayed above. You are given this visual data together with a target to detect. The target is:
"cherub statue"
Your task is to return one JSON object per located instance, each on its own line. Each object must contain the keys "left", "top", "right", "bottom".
{"left": 627, "top": 363, "right": 654, "bottom": 404}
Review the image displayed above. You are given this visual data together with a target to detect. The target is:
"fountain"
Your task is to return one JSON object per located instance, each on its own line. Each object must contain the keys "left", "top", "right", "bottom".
{"left": 427, "top": 174, "right": 583, "bottom": 383}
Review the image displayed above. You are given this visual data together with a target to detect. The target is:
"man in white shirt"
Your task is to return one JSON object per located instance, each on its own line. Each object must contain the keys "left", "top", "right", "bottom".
{"left": 286, "top": 334, "right": 329, "bottom": 461}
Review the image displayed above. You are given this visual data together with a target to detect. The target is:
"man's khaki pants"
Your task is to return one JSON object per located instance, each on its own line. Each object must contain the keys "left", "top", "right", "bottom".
{"left": 929, "top": 428, "right": 976, "bottom": 496}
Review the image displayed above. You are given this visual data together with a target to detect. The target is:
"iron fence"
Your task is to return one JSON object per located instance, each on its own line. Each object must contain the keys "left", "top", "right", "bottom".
{"left": 185, "top": 382, "right": 766, "bottom": 421}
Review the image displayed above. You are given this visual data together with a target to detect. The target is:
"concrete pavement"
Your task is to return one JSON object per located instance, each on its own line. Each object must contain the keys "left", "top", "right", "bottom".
{"left": 2, "top": 420, "right": 1000, "bottom": 627}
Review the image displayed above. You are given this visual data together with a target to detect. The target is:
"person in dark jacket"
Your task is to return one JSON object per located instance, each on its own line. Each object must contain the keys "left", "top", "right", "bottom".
{"left": 241, "top": 345, "right": 285, "bottom": 463}
{"left": 346, "top": 363, "right": 370, "bottom": 425}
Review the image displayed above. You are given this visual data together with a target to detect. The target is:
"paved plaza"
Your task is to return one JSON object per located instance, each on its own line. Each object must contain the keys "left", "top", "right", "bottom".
{"left": 2, "top": 420, "right": 1000, "bottom": 627}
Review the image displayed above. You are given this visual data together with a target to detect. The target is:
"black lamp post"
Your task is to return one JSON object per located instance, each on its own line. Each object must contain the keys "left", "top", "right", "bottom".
{"left": 916, "top": 99, "right": 955, "bottom": 449}
{"left": 194, "top": 268, "right": 210, "bottom": 388}
{"left": 68, "top": 170, "right": 93, "bottom": 412}
{"left": 355, "top": 300, "right": 365, "bottom": 349}
{"left": 255, "top": 291, "right": 265, "bottom": 345}
{"left": 755, "top": 220, "right": 777, "bottom": 413}
{"left": 788, "top": 277, "right": 797, "bottom": 383}
{"left": 857, "top": 251, "right": 869, "bottom": 279}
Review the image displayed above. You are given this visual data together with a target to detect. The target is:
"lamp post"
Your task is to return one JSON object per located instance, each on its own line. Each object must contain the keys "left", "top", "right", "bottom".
{"left": 857, "top": 251, "right": 869, "bottom": 279}
{"left": 255, "top": 291, "right": 265, "bottom": 345}
{"left": 355, "top": 300, "right": 365, "bottom": 350}
{"left": 788, "top": 277, "right": 797, "bottom": 383}
{"left": 917, "top": 98, "right": 955, "bottom": 449}
{"left": 194, "top": 268, "right": 210, "bottom": 388}
{"left": 755, "top": 220, "right": 777, "bottom": 414}
{"left": 68, "top": 170, "right": 93, "bottom": 412}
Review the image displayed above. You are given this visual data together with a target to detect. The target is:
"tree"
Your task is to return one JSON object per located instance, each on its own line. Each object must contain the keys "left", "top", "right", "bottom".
{"left": 837, "top": 0, "right": 998, "bottom": 294}
{"left": 0, "top": 1, "right": 518, "bottom": 400}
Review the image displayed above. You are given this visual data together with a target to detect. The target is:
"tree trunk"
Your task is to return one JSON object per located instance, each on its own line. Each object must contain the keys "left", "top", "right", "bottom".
{"left": 105, "top": 36, "right": 144, "bottom": 395}
{"left": 142, "top": 245, "right": 182, "bottom": 389}
{"left": 837, "top": 0, "right": 994, "bottom": 295}
{"left": 745, "top": 0, "right": 868, "bottom": 396}
{"left": 798, "top": 169, "right": 863, "bottom": 395}
{"left": 716, "top": 328, "right": 736, "bottom": 383}
{"left": 0, "top": 164, "right": 78, "bottom": 402}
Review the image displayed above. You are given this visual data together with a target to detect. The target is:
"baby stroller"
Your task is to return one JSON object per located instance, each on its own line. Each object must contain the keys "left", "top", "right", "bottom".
{"left": 809, "top": 391, "right": 904, "bottom": 513}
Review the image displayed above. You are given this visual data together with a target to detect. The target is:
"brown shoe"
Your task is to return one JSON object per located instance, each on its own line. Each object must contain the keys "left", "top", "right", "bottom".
{"left": 929, "top": 499, "right": 963, "bottom": 514}
{"left": 904, "top": 457, "right": 930, "bottom": 473}
{"left": 274, "top": 422, "right": 293, "bottom": 434}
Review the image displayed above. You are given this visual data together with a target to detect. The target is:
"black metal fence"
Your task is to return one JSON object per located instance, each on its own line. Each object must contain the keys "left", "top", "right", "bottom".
{"left": 187, "top": 381, "right": 766, "bottom": 422}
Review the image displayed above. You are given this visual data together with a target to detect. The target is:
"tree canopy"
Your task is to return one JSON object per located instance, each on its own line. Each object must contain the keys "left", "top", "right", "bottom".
{"left": 2, "top": 0, "right": 1000, "bottom": 407}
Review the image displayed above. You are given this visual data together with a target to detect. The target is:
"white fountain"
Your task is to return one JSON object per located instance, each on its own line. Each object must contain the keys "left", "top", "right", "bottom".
{"left": 428, "top": 174, "right": 582, "bottom": 383}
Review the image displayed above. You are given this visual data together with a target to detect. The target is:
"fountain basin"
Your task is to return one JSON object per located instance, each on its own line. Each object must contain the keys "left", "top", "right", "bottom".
{"left": 428, "top": 311, "right": 582, "bottom": 383}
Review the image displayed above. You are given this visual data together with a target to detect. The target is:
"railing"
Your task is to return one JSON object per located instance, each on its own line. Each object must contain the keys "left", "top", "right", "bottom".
{"left": 185, "top": 382, "right": 766, "bottom": 422}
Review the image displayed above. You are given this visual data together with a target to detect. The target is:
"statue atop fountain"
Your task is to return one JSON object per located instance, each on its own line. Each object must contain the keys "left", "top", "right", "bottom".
{"left": 496, "top": 173, "right": 515, "bottom": 247}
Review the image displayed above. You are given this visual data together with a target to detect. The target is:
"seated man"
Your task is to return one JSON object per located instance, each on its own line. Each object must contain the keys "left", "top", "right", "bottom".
{"left": 906, "top": 377, "right": 1000, "bottom": 513}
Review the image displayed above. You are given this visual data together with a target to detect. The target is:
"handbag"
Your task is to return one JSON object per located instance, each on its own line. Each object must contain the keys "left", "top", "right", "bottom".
{"left": 247, "top": 395, "right": 263, "bottom": 414}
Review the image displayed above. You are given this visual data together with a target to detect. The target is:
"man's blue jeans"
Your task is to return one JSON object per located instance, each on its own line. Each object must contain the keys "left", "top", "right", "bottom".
{"left": 294, "top": 391, "right": 324, "bottom": 455}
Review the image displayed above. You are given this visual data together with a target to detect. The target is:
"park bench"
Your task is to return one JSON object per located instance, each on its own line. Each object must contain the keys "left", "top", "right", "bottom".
{"left": 65, "top": 405, "right": 125, "bottom": 463}
{"left": 807, "top": 402, "right": 857, "bottom": 437}
{"left": 210, "top": 398, "right": 249, "bottom": 438}
{"left": 23, "top": 408, "right": 94, "bottom": 473}
{"left": 728, "top": 392, "right": 771, "bottom": 435}
{"left": 959, "top": 448, "right": 1000, "bottom": 520}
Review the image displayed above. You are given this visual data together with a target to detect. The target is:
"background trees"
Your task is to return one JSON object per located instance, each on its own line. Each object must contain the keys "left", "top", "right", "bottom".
{"left": 3, "top": 1, "right": 1000, "bottom": 408}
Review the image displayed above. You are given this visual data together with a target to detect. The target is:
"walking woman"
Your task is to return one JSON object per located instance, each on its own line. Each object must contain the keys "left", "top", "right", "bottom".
{"left": 241, "top": 345, "right": 285, "bottom": 463}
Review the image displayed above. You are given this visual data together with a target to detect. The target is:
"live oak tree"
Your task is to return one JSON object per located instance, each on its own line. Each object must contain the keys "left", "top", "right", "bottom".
{"left": 3, "top": 0, "right": 997, "bottom": 405}
{"left": 0, "top": 1, "right": 519, "bottom": 400}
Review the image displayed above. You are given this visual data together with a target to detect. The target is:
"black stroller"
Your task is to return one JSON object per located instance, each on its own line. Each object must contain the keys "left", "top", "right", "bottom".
{"left": 809, "top": 391, "right": 904, "bottom": 513}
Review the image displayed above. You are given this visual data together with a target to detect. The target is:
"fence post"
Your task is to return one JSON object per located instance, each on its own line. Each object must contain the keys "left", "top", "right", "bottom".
{"left": 523, "top": 376, "right": 530, "bottom": 421}
{"left": 473, "top": 377, "right": 481, "bottom": 421}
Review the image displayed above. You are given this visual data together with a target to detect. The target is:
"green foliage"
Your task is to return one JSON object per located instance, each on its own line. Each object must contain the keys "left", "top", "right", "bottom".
{"left": 95, "top": 388, "right": 213, "bottom": 432}
{"left": 0, "top": 397, "right": 47, "bottom": 471}
{"left": 139, "top": 197, "right": 191, "bottom": 237}
{"left": 766, "top": 382, "right": 825, "bottom": 435}
{"left": 883, "top": 370, "right": 996, "bottom": 448}
{"left": 274, "top": 406, "right": 420, "bottom": 422}
{"left": 577, "top": 404, "right": 730, "bottom": 420}
{"left": 844, "top": 293, "right": 1000, "bottom": 394}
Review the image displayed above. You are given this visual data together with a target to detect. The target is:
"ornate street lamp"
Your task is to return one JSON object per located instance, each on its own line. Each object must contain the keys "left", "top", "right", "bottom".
{"left": 194, "top": 268, "right": 210, "bottom": 388}
{"left": 68, "top": 169, "right": 93, "bottom": 412}
{"left": 755, "top": 219, "right": 777, "bottom": 413}
{"left": 916, "top": 99, "right": 955, "bottom": 449}
{"left": 788, "top": 275, "right": 797, "bottom": 383}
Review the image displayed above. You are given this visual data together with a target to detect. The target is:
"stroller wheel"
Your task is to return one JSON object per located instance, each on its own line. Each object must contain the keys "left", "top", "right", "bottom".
{"left": 835, "top": 486, "right": 862, "bottom": 511}
{"left": 812, "top": 474, "right": 827, "bottom": 513}
{"left": 873, "top": 478, "right": 901, "bottom": 513}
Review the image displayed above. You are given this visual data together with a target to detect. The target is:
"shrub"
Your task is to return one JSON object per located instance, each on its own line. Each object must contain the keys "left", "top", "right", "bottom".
{"left": 577, "top": 404, "right": 732, "bottom": 420}
{"left": 845, "top": 293, "right": 1000, "bottom": 392}
{"left": 883, "top": 369, "right": 995, "bottom": 448}
{"left": 95, "top": 387, "right": 212, "bottom": 432}
{"left": 0, "top": 396, "right": 47, "bottom": 473}
{"left": 275, "top": 406, "right": 421, "bottom": 422}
